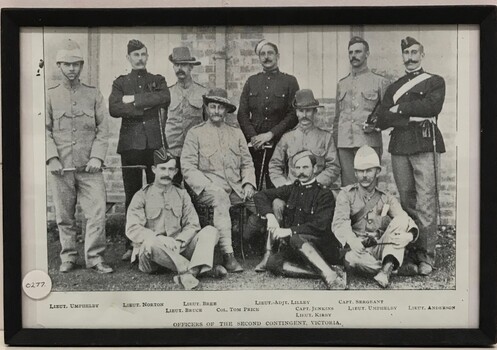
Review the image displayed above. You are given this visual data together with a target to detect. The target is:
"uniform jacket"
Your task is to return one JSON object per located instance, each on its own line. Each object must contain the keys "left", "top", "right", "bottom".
{"left": 237, "top": 69, "right": 299, "bottom": 142}
{"left": 254, "top": 179, "right": 335, "bottom": 240}
{"left": 166, "top": 81, "right": 207, "bottom": 157}
{"left": 332, "top": 183, "right": 418, "bottom": 247}
{"left": 181, "top": 120, "right": 257, "bottom": 198}
{"left": 375, "top": 68, "right": 446, "bottom": 155}
{"left": 46, "top": 79, "right": 109, "bottom": 168}
{"left": 334, "top": 67, "right": 389, "bottom": 148}
{"left": 126, "top": 183, "right": 201, "bottom": 260}
{"left": 269, "top": 125, "right": 340, "bottom": 189}
{"left": 109, "top": 69, "right": 171, "bottom": 153}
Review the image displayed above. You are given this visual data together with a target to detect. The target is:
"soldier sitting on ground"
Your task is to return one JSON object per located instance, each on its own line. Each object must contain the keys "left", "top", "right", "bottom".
{"left": 332, "top": 145, "right": 419, "bottom": 288}
{"left": 126, "top": 148, "right": 227, "bottom": 290}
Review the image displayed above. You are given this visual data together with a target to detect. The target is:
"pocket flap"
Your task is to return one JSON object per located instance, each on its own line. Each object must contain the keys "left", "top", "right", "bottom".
{"left": 145, "top": 207, "right": 162, "bottom": 220}
{"left": 361, "top": 91, "right": 379, "bottom": 101}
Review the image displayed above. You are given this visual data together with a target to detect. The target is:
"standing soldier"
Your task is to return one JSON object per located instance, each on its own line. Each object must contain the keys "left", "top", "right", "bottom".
{"left": 181, "top": 88, "right": 257, "bottom": 273}
{"left": 109, "top": 39, "right": 171, "bottom": 261}
{"left": 46, "top": 39, "right": 112, "bottom": 274}
{"left": 334, "top": 36, "right": 389, "bottom": 186}
{"left": 165, "top": 47, "right": 207, "bottom": 159}
{"left": 375, "top": 37, "right": 446, "bottom": 276}
{"left": 237, "top": 39, "right": 300, "bottom": 189}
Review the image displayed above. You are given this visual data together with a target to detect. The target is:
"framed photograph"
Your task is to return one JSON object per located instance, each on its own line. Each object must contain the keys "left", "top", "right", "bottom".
{"left": 3, "top": 5, "right": 496, "bottom": 346}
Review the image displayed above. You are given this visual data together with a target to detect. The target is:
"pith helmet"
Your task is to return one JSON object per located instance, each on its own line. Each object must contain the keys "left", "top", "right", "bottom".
{"left": 354, "top": 145, "right": 381, "bottom": 170}
{"left": 56, "top": 39, "right": 84, "bottom": 63}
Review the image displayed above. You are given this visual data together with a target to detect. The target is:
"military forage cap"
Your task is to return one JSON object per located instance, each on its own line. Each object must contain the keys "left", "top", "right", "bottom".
{"left": 254, "top": 39, "right": 278, "bottom": 55}
{"left": 401, "top": 36, "right": 421, "bottom": 51}
{"left": 348, "top": 36, "right": 369, "bottom": 51}
{"left": 292, "top": 89, "right": 323, "bottom": 109}
{"left": 354, "top": 145, "right": 381, "bottom": 171}
{"left": 169, "top": 47, "right": 201, "bottom": 65}
{"left": 203, "top": 88, "right": 237, "bottom": 113}
{"left": 292, "top": 150, "right": 316, "bottom": 167}
{"left": 153, "top": 147, "right": 177, "bottom": 166}
{"left": 127, "top": 39, "right": 146, "bottom": 54}
{"left": 56, "top": 39, "right": 84, "bottom": 63}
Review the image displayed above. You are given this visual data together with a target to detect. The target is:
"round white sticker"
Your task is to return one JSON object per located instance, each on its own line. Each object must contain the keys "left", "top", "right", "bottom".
{"left": 22, "top": 270, "right": 52, "bottom": 300}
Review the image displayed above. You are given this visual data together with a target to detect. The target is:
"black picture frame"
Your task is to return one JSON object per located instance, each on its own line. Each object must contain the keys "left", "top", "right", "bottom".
{"left": 3, "top": 5, "right": 496, "bottom": 346}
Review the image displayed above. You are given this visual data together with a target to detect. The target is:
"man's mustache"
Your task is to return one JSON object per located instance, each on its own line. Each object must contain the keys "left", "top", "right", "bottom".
{"left": 405, "top": 60, "right": 418, "bottom": 65}
{"left": 350, "top": 58, "right": 359, "bottom": 62}
{"left": 176, "top": 70, "right": 185, "bottom": 75}
{"left": 160, "top": 176, "right": 172, "bottom": 181}
{"left": 263, "top": 59, "right": 272, "bottom": 63}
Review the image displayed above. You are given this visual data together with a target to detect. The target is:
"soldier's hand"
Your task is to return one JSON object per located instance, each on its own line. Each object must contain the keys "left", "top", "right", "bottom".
{"left": 266, "top": 213, "right": 280, "bottom": 234}
{"left": 391, "top": 231, "right": 414, "bottom": 248}
{"left": 348, "top": 236, "right": 365, "bottom": 254}
{"left": 243, "top": 184, "right": 256, "bottom": 201}
{"left": 122, "top": 95, "right": 135, "bottom": 104}
{"left": 273, "top": 228, "right": 292, "bottom": 240}
{"left": 47, "top": 158, "right": 64, "bottom": 176}
{"left": 158, "top": 236, "right": 180, "bottom": 252}
{"left": 85, "top": 158, "right": 103, "bottom": 173}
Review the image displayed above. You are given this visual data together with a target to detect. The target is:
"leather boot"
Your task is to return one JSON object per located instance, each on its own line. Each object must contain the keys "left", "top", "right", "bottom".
{"left": 374, "top": 261, "right": 394, "bottom": 288}
{"left": 223, "top": 253, "right": 244, "bottom": 273}
{"left": 297, "top": 242, "right": 338, "bottom": 289}
{"left": 255, "top": 250, "right": 271, "bottom": 272}
{"left": 281, "top": 261, "right": 320, "bottom": 279}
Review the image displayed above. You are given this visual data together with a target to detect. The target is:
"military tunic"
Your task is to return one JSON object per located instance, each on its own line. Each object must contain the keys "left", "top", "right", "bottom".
{"left": 109, "top": 69, "right": 170, "bottom": 153}
{"left": 334, "top": 67, "right": 389, "bottom": 149}
{"left": 237, "top": 68, "right": 300, "bottom": 188}
{"left": 165, "top": 81, "right": 207, "bottom": 157}
{"left": 126, "top": 183, "right": 219, "bottom": 274}
{"left": 269, "top": 125, "right": 340, "bottom": 189}
{"left": 332, "top": 184, "right": 418, "bottom": 272}
{"left": 181, "top": 120, "right": 257, "bottom": 254}
{"left": 46, "top": 79, "right": 109, "bottom": 267}
{"left": 375, "top": 68, "right": 446, "bottom": 266}
{"left": 254, "top": 179, "right": 340, "bottom": 264}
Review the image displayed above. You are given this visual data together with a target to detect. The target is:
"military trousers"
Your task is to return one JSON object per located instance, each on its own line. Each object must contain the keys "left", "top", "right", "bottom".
{"left": 49, "top": 171, "right": 107, "bottom": 268}
{"left": 196, "top": 187, "right": 256, "bottom": 254}
{"left": 138, "top": 225, "right": 219, "bottom": 275}
{"left": 345, "top": 215, "right": 413, "bottom": 274}
{"left": 391, "top": 152, "right": 438, "bottom": 266}
{"left": 121, "top": 149, "right": 156, "bottom": 249}
{"left": 338, "top": 147, "right": 382, "bottom": 187}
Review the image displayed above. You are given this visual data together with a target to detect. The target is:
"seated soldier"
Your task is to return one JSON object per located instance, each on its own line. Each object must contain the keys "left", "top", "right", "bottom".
{"left": 126, "top": 148, "right": 227, "bottom": 290}
{"left": 251, "top": 150, "right": 341, "bottom": 289}
{"left": 181, "top": 88, "right": 257, "bottom": 273}
{"left": 332, "top": 145, "right": 419, "bottom": 288}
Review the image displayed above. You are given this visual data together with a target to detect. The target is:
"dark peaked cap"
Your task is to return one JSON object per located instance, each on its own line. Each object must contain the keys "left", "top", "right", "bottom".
{"left": 348, "top": 36, "right": 369, "bottom": 51}
{"left": 401, "top": 36, "right": 421, "bottom": 50}
{"left": 128, "top": 39, "right": 146, "bottom": 54}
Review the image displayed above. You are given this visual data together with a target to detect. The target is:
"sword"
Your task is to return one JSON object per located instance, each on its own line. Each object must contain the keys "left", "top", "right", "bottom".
{"left": 431, "top": 121, "right": 441, "bottom": 225}
{"left": 248, "top": 142, "right": 273, "bottom": 191}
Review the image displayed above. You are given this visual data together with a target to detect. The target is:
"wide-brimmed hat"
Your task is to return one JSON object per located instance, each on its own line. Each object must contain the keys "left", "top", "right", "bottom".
{"left": 202, "top": 88, "right": 237, "bottom": 113}
{"left": 292, "top": 89, "right": 322, "bottom": 109}
{"left": 169, "top": 47, "right": 201, "bottom": 65}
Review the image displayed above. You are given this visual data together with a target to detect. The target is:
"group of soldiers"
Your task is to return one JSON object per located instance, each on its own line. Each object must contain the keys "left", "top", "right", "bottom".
{"left": 46, "top": 34, "right": 445, "bottom": 290}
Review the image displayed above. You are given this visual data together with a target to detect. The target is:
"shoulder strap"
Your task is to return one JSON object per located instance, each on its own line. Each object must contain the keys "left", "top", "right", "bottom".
{"left": 392, "top": 72, "right": 431, "bottom": 104}
{"left": 350, "top": 191, "right": 382, "bottom": 225}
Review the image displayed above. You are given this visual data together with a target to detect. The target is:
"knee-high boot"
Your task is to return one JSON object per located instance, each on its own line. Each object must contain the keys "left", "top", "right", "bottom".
{"left": 280, "top": 261, "right": 320, "bottom": 279}
{"left": 297, "top": 242, "right": 338, "bottom": 289}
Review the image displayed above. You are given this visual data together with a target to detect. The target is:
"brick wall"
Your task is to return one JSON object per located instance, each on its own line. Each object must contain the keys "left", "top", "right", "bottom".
{"left": 46, "top": 26, "right": 457, "bottom": 226}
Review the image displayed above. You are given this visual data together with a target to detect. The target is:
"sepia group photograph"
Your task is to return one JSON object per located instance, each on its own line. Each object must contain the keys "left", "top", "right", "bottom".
{"left": 6, "top": 4, "right": 493, "bottom": 346}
